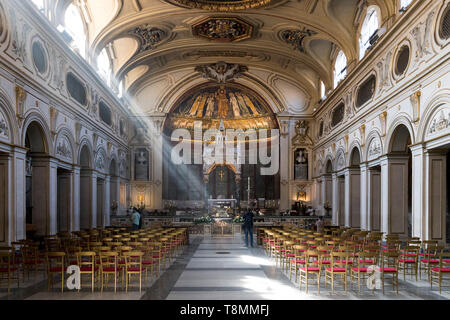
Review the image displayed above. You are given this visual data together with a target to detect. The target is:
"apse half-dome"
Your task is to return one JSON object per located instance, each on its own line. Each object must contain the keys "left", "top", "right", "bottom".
{"left": 164, "top": 0, "right": 276, "bottom": 11}
{"left": 166, "top": 83, "right": 278, "bottom": 131}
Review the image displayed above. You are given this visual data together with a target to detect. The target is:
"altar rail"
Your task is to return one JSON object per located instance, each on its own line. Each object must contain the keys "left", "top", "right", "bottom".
{"left": 110, "top": 215, "right": 332, "bottom": 234}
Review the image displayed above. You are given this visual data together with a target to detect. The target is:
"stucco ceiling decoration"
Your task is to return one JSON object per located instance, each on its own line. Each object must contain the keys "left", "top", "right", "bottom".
{"left": 164, "top": 0, "right": 276, "bottom": 11}
{"left": 195, "top": 61, "right": 248, "bottom": 83}
{"left": 183, "top": 50, "right": 269, "bottom": 62}
{"left": 192, "top": 17, "right": 253, "bottom": 42}
{"left": 281, "top": 28, "right": 317, "bottom": 53}
{"left": 84, "top": 0, "right": 399, "bottom": 117}
{"left": 130, "top": 25, "right": 166, "bottom": 53}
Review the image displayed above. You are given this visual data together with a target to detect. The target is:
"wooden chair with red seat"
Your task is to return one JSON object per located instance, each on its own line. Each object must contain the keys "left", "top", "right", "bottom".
{"left": 289, "top": 245, "right": 307, "bottom": 282}
{"left": 99, "top": 251, "right": 122, "bottom": 293}
{"left": 150, "top": 242, "right": 164, "bottom": 275}
{"left": 274, "top": 236, "right": 287, "bottom": 268}
{"left": 22, "top": 244, "right": 44, "bottom": 279}
{"left": 123, "top": 251, "right": 144, "bottom": 293}
{"left": 110, "top": 242, "right": 123, "bottom": 252}
{"left": 325, "top": 251, "right": 349, "bottom": 294}
{"left": 316, "top": 245, "right": 331, "bottom": 268}
{"left": 66, "top": 246, "right": 82, "bottom": 267}
{"left": 430, "top": 252, "right": 450, "bottom": 294}
{"left": 75, "top": 251, "right": 98, "bottom": 292}
{"left": 399, "top": 245, "right": 419, "bottom": 281}
{"left": 0, "top": 250, "right": 20, "bottom": 292}
{"left": 160, "top": 237, "right": 172, "bottom": 266}
{"left": 380, "top": 251, "right": 399, "bottom": 295}
{"left": 44, "top": 237, "right": 61, "bottom": 252}
{"left": 280, "top": 240, "right": 294, "bottom": 273}
{"left": 118, "top": 245, "right": 132, "bottom": 269}
{"left": 299, "top": 250, "right": 322, "bottom": 294}
{"left": 138, "top": 245, "right": 156, "bottom": 284}
{"left": 420, "top": 244, "right": 444, "bottom": 280}
{"left": 350, "top": 251, "right": 378, "bottom": 294}
{"left": 46, "top": 252, "right": 66, "bottom": 292}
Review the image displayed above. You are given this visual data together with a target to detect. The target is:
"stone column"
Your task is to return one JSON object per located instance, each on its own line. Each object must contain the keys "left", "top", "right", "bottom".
{"left": 410, "top": 145, "right": 425, "bottom": 239}
{"left": 279, "top": 129, "right": 290, "bottom": 211}
{"left": 10, "top": 147, "right": 27, "bottom": 243}
{"left": 360, "top": 163, "right": 368, "bottom": 230}
{"left": 321, "top": 176, "right": 326, "bottom": 208}
{"left": 153, "top": 134, "right": 163, "bottom": 210}
{"left": 72, "top": 166, "right": 80, "bottom": 231}
{"left": 104, "top": 175, "right": 111, "bottom": 227}
{"left": 332, "top": 173, "right": 339, "bottom": 225}
{"left": 337, "top": 175, "right": 346, "bottom": 226}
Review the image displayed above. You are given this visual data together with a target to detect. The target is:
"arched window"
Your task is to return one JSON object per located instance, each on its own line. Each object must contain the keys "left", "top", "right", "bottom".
{"left": 118, "top": 80, "right": 124, "bottom": 98}
{"left": 30, "top": 0, "right": 45, "bottom": 12}
{"left": 97, "top": 48, "right": 112, "bottom": 87}
{"left": 64, "top": 3, "right": 86, "bottom": 59}
{"left": 359, "top": 7, "right": 380, "bottom": 60}
{"left": 320, "top": 81, "right": 326, "bottom": 99}
{"left": 333, "top": 50, "right": 347, "bottom": 88}
{"left": 400, "top": 0, "right": 413, "bottom": 11}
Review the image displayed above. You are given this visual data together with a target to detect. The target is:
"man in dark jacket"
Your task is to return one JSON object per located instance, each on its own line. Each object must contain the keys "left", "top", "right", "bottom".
{"left": 243, "top": 204, "right": 255, "bottom": 247}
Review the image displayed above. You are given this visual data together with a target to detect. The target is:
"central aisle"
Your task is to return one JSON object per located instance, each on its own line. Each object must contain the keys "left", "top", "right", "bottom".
{"left": 166, "top": 236, "right": 303, "bottom": 300}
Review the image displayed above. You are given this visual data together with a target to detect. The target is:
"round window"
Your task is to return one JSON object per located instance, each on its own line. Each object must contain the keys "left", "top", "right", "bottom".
{"left": 32, "top": 41, "right": 48, "bottom": 74}
{"left": 395, "top": 45, "right": 410, "bottom": 76}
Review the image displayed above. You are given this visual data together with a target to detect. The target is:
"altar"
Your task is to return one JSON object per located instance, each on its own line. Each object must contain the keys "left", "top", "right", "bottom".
{"left": 207, "top": 199, "right": 237, "bottom": 217}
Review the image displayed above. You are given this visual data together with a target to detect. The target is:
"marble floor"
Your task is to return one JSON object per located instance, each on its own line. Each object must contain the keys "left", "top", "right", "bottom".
{"left": 1, "top": 235, "right": 449, "bottom": 300}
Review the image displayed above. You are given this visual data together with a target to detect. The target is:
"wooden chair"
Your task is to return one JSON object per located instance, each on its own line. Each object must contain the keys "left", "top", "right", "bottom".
{"left": 299, "top": 250, "right": 322, "bottom": 294}
{"left": 399, "top": 245, "right": 419, "bottom": 281}
{"left": 99, "top": 251, "right": 121, "bottom": 293}
{"left": 325, "top": 252, "right": 349, "bottom": 294}
{"left": 350, "top": 251, "right": 378, "bottom": 294}
{"left": 419, "top": 244, "right": 443, "bottom": 280}
{"left": 46, "top": 252, "right": 66, "bottom": 292}
{"left": 430, "top": 252, "right": 450, "bottom": 294}
{"left": 0, "top": 251, "right": 20, "bottom": 292}
{"left": 289, "top": 245, "right": 307, "bottom": 282}
{"left": 380, "top": 251, "right": 399, "bottom": 295}
{"left": 123, "top": 251, "right": 144, "bottom": 292}
{"left": 75, "top": 251, "right": 97, "bottom": 292}
{"left": 22, "top": 244, "right": 44, "bottom": 279}
{"left": 138, "top": 245, "right": 156, "bottom": 284}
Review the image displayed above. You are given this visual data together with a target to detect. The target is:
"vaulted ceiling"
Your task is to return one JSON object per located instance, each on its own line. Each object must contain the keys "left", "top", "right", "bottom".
{"left": 74, "top": 0, "right": 398, "bottom": 116}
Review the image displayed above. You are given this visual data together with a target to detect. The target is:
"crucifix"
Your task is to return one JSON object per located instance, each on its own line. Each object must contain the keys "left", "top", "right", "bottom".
{"left": 219, "top": 169, "right": 225, "bottom": 181}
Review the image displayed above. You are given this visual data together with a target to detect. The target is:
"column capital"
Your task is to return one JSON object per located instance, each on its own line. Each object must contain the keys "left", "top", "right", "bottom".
{"left": 343, "top": 167, "right": 360, "bottom": 174}
{"left": 409, "top": 143, "right": 426, "bottom": 154}
{"left": 359, "top": 162, "right": 369, "bottom": 170}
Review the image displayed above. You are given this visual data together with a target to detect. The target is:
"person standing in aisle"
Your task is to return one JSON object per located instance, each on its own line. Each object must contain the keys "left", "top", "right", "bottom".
{"left": 243, "top": 203, "right": 255, "bottom": 247}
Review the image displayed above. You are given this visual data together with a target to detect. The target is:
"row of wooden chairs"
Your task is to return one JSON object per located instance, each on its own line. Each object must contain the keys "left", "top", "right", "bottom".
{"left": 0, "top": 226, "right": 188, "bottom": 293}
{"left": 259, "top": 226, "right": 450, "bottom": 294}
